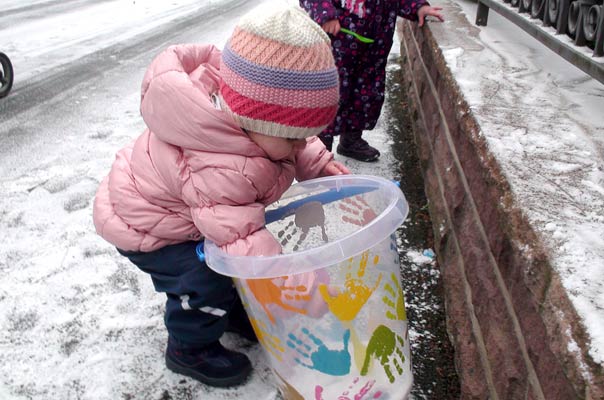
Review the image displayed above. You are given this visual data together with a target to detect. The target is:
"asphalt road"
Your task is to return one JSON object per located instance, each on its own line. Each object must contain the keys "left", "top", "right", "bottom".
{"left": 0, "top": 0, "right": 249, "bottom": 152}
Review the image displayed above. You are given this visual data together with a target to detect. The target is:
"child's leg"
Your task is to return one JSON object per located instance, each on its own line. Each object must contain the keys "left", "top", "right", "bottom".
{"left": 315, "top": 32, "right": 358, "bottom": 151}
{"left": 117, "top": 241, "right": 236, "bottom": 346}
{"left": 332, "top": 30, "right": 399, "bottom": 161}
{"left": 329, "top": 34, "right": 357, "bottom": 137}
{"left": 352, "top": 34, "right": 394, "bottom": 133}
{"left": 117, "top": 241, "right": 253, "bottom": 387}
{"left": 325, "top": 34, "right": 378, "bottom": 161}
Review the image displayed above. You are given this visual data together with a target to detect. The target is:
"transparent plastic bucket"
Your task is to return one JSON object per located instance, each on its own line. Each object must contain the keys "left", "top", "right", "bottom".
{"left": 203, "top": 175, "right": 411, "bottom": 399}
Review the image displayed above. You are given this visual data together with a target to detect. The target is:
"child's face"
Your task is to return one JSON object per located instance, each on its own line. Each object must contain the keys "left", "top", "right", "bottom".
{"left": 247, "top": 131, "right": 307, "bottom": 161}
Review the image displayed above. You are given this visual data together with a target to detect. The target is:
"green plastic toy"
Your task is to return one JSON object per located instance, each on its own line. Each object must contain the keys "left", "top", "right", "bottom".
{"left": 340, "top": 28, "right": 374, "bottom": 44}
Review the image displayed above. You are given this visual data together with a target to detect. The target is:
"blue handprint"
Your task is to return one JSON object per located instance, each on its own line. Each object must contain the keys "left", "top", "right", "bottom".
{"left": 286, "top": 328, "right": 351, "bottom": 376}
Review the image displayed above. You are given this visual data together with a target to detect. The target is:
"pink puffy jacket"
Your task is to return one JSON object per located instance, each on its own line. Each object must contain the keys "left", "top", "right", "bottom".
{"left": 93, "top": 44, "right": 333, "bottom": 256}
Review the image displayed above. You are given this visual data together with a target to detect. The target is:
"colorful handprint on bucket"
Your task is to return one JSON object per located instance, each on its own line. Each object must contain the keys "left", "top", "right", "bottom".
{"left": 246, "top": 277, "right": 308, "bottom": 324}
{"left": 383, "top": 273, "right": 407, "bottom": 321}
{"left": 339, "top": 196, "right": 378, "bottom": 227}
{"left": 360, "top": 325, "right": 406, "bottom": 383}
{"left": 278, "top": 201, "right": 328, "bottom": 251}
{"left": 319, "top": 251, "right": 382, "bottom": 321}
{"left": 249, "top": 317, "right": 285, "bottom": 361}
{"left": 274, "top": 271, "right": 330, "bottom": 319}
{"left": 286, "top": 328, "right": 351, "bottom": 375}
{"left": 315, "top": 376, "right": 383, "bottom": 400}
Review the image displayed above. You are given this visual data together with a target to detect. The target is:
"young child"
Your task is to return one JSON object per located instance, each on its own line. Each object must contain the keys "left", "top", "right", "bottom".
{"left": 92, "top": 3, "right": 349, "bottom": 388}
{"left": 299, "top": 0, "right": 445, "bottom": 162}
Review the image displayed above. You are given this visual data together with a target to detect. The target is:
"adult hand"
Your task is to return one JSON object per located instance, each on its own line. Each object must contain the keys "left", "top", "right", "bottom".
{"left": 321, "top": 160, "right": 350, "bottom": 176}
{"left": 322, "top": 19, "right": 341, "bottom": 35}
{"left": 417, "top": 5, "right": 444, "bottom": 27}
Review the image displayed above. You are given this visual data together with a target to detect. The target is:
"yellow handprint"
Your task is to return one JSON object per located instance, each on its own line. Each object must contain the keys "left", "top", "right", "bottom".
{"left": 319, "top": 251, "right": 382, "bottom": 322}
{"left": 383, "top": 273, "right": 407, "bottom": 321}
{"left": 249, "top": 317, "right": 285, "bottom": 361}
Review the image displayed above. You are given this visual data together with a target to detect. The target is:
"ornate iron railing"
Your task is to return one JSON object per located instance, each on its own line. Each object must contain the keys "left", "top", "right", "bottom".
{"left": 475, "top": 0, "right": 604, "bottom": 83}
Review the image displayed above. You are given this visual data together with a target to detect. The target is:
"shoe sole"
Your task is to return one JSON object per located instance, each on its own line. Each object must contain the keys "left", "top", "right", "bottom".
{"left": 165, "top": 353, "right": 252, "bottom": 387}
{"left": 336, "top": 149, "right": 380, "bottom": 162}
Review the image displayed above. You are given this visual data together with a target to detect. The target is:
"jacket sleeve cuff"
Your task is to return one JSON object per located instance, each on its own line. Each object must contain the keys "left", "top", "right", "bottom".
{"left": 220, "top": 228, "right": 282, "bottom": 257}
{"left": 301, "top": 1, "right": 338, "bottom": 26}
{"left": 295, "top": 137, "right": 334, "bottom": 181}
{"left": 398, "top": 0, "right": 429, "bottom": 21}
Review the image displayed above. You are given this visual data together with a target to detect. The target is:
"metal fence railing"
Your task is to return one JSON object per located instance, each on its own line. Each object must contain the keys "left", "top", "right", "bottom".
{"left": 475, "top": 0, "right": 604, "bottom": 83}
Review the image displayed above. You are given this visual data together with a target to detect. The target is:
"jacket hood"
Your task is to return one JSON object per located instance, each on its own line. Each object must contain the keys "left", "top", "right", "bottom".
{"left": 139, "top": 44, "right": 262, "bottom": 156}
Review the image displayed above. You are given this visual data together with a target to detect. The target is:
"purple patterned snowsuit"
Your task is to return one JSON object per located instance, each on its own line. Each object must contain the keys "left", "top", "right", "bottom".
{"left": 299, "top": 0, "right": 428, "bottom": 147}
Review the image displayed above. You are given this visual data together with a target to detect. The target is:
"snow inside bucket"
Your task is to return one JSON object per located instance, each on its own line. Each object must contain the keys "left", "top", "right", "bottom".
{"left": 202, "top": 175, "right": 411, "bottom": 399}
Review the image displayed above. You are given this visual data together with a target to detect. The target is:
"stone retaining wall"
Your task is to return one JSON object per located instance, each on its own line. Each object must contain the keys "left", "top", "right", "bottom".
{"left": 396, "top": 15, "right": 603, "bottom": 400}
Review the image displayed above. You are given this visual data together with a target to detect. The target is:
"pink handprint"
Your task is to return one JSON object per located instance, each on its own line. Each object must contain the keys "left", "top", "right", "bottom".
{"left": 339, "top": 196, "right": 377, "bottom": 226}
{"left": 315, "top": 376, "right": 383, "bottom": 399}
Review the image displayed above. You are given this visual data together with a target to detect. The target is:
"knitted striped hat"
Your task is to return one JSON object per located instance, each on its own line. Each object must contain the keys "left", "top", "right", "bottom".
{"left": 218, "top": 3, "right": 339, "bottom": 139}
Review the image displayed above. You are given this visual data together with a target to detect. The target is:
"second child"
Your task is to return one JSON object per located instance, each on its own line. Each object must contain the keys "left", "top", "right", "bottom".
{"left": 300, "top": 0, "right": 445, "bottom": 162}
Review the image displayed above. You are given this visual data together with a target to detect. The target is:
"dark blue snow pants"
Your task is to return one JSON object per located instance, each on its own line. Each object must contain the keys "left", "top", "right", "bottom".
{"left": 118, "top": 241, "right": 238, "bottom": 346}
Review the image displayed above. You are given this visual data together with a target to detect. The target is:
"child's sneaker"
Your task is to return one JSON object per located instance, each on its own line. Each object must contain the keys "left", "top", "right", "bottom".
{"left": 337, "top": 138, "right": 380, "bottom": 162}
{"left": 165, "top": 338, "right": 252, "bottom": 387}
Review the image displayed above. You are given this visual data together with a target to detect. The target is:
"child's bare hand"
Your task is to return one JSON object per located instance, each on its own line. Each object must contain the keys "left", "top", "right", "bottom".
{"left": 417, "top": 5, "right": 444, "bottom": 27}
{"left": 322, "top": 19, "right": 341, "bottom": 35}
{"left": 321, "top": 160, "right": 350, "bottom": 176}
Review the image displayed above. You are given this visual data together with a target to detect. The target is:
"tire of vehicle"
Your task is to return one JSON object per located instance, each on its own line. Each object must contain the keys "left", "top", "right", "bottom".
{"left": 0, "top": 52, "right": 14, "bottom": 99}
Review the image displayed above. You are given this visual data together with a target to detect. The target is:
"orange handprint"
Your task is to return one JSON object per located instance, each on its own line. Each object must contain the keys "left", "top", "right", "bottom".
{"left": 246, "top": 277, "right": 309, "bottom": 324}
{"left": 273, "top": 272, "right": 330, "bottom": 319}
{"left": 318, "top": 251, "right": 382, "bottom": 322}
{"left": 339, "top": 196, "right": 378, "bottom": 226}
{"left": 383, "top": 273, "right": 407, "bottom": 321}
{"left": 249, "top": 317, "right": 285, "bottom": 361}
